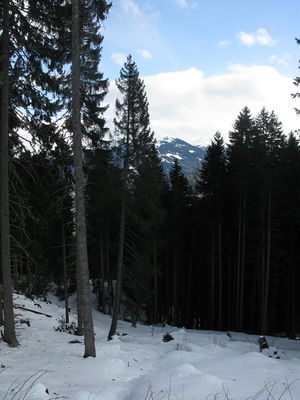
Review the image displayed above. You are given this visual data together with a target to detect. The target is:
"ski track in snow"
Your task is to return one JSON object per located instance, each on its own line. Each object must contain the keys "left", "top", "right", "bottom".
{"left": 1, "top": 294, "right": 300, "bottom": 400}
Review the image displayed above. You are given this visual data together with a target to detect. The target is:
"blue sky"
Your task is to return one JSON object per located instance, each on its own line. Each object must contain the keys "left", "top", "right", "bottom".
{"left": 101, "top": 0, "right": 300, "bottom": 145}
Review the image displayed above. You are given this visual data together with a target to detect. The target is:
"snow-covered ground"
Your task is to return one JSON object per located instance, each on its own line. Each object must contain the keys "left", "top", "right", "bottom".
{"left": 1, "top": 294, "right": 300, "bottom": 400}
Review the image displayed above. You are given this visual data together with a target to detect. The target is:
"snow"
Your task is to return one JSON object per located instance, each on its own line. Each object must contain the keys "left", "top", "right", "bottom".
{"left": 1, "top": 294, "right": 300, "bottom": 400}
{"left": 161, "top": 157, "right": 173, "bottom": 164}
{"left": 155, "top": 135, "right": 176, "bottom": 146}
{"left": 165, "top": 153, "right": 183, "bottom": 160}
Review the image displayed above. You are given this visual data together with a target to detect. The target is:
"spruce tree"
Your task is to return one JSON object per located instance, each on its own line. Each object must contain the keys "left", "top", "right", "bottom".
{"left": 196, "top": 132, "right": 226, "bottom": 330}
{"left": 227, "top": 107, "right": 256, "bottom": 330}
{"left": 0, "top": 0, "right": 110, "bottom": 351}
{"left": 108, "top": 55, "right": 155, "bottom": 339}
{"left": 130, "top": 143, "right": 167, "bottom": 323}
{"left": 167, "top": 159, "right": 190, "bottom": 326}
{"left": 255, "top": 108, "right": 284, "bottom": 334}
{"left": 279, "top": 133, "right": 300, "bottom": 336}
{"left": 48, "top": 0, "right": 110, "bottom": 355}
{"left": 86, "top": 147, "right": 121, "bottom": 315}
{"left": 0, "top": 0, "right": 19, "bottom": 347}
{"left": 0, "top": 0, "right": 75, "bottom": 346}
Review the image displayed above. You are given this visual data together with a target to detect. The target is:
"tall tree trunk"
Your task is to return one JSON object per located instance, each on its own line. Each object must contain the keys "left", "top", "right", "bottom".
{"left": 260, "top": 204, "right": 266, "bottom": 334}
{"left": 227, "top": 242, "right": 233, "bottom": 329}
{"left": 235, "top": 187, "right": 242, "bottom": 329}
{"left": 289, "top": 259, "right": 296, "bottom": 337}
{"left": 217, "top": 207, "right": 222, "bottom": 331}
{"left": 107, "top": 185, "right": 126, "bottom": 340}
{"left": 105, "top": 230, "right": 112, "bottom": 315}
{"left": 76, "top": 248, "right": 83, "bottom": 335}
{"left": 0, "top": 287, "right": 4, "bottom": 325}
{"left": 238, "top": 194, "right": 246, "bottom": 330}
{"left": 153, "top": 236, "right": 158, "bottom": 324}
{"left": 62, "top": 215, "right": 69, "bottom": 324}
{"left": 72, "top": 0, "right": 95, "bottom": 358}
{"left": 290, "top": 260, "right": 296, "bottom": 337}
{"left": 185, "top": 221, "right": 195, "bottom": 328}
{"left": 210, "top": 222, "right": 215, "bottom": 328}
{"left": 172, "top": 251, "right": 178, "bottom": 326}
{"left": 100, "top": 234, "right": 106, "bottom": 313}
{"left": 262, "top": 191, "right": 272, "bottom": 334}
{"left": 0, "top": 0, "right": 19, "bottom": 347}
{"left": 166, "top": 250, "right": 170, "bottom": 323}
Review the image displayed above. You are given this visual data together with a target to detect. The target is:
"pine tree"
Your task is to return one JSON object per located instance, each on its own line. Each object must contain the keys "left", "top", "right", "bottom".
{"left": 255, "top": 108, "right": 284, "bottom": 334}
{"left": 167, "top": 159, "right": 191, "bottom": 326}
{"left": 227, "top": 107, "right": 256, "bottom": 330}
{"left": 72, "top": 0, "right": 97, "bottom": 358}
{"left": 196, "top": 132, "right": 226, "bottom": 330}
{"left": 0, "top": 0, "right": 19, "bottom": 347}
{"left": 86, "top": 147, "right": 121, "bottom": 316}
{"left": 278, "top": 133, "right": 300, "bottom": 336}
{"left": 0, "top": 0, "right": 73, "bottom": 346}
{"left": 129, "top": 144, "right": 167, "bottom": 324}
{"left": 1, "top": 0, "right": 110, "bottom": 351}
{"left": 108, "top": 55, "right": 155, "bottom": 339}
{"left": 47, "top": 0, "right": 111, "bottom": 355}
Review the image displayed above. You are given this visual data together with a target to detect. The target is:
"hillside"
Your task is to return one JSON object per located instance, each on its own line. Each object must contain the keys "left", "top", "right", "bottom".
{"left": 1, "top": 294, "right": 300, "bottom": 400}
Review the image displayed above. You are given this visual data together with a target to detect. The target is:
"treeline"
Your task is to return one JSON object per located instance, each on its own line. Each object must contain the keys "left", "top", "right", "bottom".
{"left": 1, "top": 1, "right": 300, "bottom": 355}
{"left": 193, "top": 108, "right": 300, "bottom": 335}
{"left": 6, "top": 102, "right": 300, "bottom": 337}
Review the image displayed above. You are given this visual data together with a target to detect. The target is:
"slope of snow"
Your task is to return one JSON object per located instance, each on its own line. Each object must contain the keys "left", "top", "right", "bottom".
{"left": 1, "top": 294, "right": 300, "bottom": 400}
{"left": 165, "top": 153, "right": 183, "bottom": 160}
{"left": 155, "top": 135, "right": 176, "bottom": 146}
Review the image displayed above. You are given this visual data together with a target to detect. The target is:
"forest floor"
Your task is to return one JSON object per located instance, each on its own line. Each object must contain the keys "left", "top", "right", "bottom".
{"left": 1, "top": 294, "right": 300, "bottom": 400}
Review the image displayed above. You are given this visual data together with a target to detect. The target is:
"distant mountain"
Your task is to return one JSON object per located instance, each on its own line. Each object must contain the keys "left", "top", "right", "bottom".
{"left": 156, "top": 137, "right": 206, "bottom": 180}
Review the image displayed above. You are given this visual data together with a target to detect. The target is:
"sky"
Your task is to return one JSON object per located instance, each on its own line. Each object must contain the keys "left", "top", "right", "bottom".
{"left": 101, "top": 0, "right": 300, "bottom": 145}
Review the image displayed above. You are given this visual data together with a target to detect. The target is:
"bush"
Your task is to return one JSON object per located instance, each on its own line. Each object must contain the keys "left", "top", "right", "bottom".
{"left": 54, "top": 315, "right": 77, "bottom": 335}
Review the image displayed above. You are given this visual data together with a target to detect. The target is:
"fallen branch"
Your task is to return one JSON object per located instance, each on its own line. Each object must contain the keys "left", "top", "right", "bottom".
{"left": 14, "top": 305, "right": 52, "bottom": 318}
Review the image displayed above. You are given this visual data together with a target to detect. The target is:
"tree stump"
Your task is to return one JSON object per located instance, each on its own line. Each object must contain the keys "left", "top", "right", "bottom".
{"left": 258, "top": 336, "right": 269, "bottom": 351}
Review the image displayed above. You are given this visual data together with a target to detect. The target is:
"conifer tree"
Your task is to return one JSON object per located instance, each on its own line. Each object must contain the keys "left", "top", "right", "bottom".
{"left": 227, "top": 107, "right": 256, "bottom": 330}
{"left": 255, "top": 108, "right": 284, "bottom": 334}
{"left": 108, "top": 55, "right": 155, "bottom": 339}
{"left": 130, "top": 143, "right": 167, "bottom": 323}
{"left": 71, "top": 0, "right": 109, "bottom": 358}
{"left": 196, "top": 132, "right": 226, "bottom": 329}
{"left": 0, "top": 0, "right": 19, "bottom": 347}
{"left": 86, "top": 147, "right": 121, "bottom": 315}
{"left": 278, "top": 133, "right": 300, "bottom": 336}
{"left": 167, "top": 159, "right": 190, "bottom": 326}
{"left": 0, "top": 0, "right": 75, "bottom": 346}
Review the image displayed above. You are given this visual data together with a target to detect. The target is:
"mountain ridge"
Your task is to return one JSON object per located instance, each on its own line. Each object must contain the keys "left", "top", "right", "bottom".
{"left": 156, "top": 136, "right": 206, "bottom": 180}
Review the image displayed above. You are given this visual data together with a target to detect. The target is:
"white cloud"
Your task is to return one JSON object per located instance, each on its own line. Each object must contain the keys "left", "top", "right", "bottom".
{"left": 238, "top": 32, "right": 256, "bottom": 46}
{"left": 137, "top": 49, "right": 153, "bottom": 59}
{"left": 111, "top": 53, "right": 127, "bottom": 65}
{"left": 121, "top": 0, "right": 142, "bottom": 17}
{"left": 256, "top": 28, "right": 276, "bottom": 46}
{"left": 105, "top": 66, "right": 299, "bottom": 146}
{"left": 269, "top": 53, "right": 291, "bottom": 66}
{"left": 238, "top": 28, "right": 276, "bottom": 46}
{"left": 218, "top": 40, "right": 232, "bottom": 47}
{"left": 174, "top": 0, "right": 198, "bottom": 9}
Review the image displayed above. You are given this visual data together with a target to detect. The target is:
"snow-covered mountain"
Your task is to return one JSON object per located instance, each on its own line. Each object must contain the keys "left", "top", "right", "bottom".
{"left": 156, "top": 136, "right": 206, "bottom": 179}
